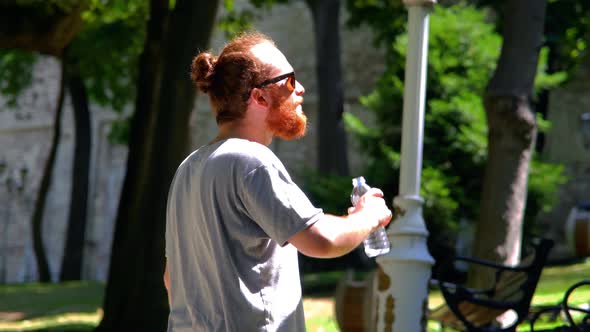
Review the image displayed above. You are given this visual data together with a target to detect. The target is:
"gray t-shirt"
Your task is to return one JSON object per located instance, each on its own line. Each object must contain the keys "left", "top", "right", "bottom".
{"left": 165, "top": 138, "right": 323, "bottom": 332}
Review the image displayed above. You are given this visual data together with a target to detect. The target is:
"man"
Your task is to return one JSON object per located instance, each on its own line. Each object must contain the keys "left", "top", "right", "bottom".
{"left": 164, "top": 31, "right": 392, "bottom": 332}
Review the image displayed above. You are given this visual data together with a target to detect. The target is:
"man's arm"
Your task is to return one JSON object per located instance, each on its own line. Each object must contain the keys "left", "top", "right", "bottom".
{"left": 289, "top": 188, "right": 392, "bottom": 258}
{"left": 164, "top": 260, "right": 171, "bottom": 306}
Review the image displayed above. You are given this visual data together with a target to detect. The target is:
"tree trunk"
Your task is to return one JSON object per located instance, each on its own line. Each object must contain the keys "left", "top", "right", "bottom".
{"left": 96, "top": 0, "right": 219, "bottom": 330}
{"left": 31, "top": 60, "right": 66, "bottom": 282}
{"left": 60, "top": 57, "right": 91, "bottom": 281}
{"left": 95, "top": 0, "right": 169, "bottom": 329}
{"left": 470, "top": 0, "right": 547, "bottom": 289}
{"left": 305, "top": 0, "right": 349, "bottom": 176}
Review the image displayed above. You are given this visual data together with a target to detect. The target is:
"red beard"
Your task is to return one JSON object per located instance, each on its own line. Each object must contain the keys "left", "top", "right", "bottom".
{"left": 266, "top": 93, "right": 307, "bottom": 140}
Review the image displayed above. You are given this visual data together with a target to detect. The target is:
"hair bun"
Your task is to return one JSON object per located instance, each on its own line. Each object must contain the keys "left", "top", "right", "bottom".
{"left": 191, "top": 52, "right": 217, "bottom": 93}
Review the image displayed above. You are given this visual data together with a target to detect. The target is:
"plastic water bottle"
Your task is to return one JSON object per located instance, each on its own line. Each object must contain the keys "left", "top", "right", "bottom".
{"left": 351, "top": 176, "right": 391, "bottom": 258}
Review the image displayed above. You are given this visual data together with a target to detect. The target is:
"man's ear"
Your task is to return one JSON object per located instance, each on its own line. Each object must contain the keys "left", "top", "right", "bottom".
{"left": 251, "top": 88, "right": 270, "bottom": 108}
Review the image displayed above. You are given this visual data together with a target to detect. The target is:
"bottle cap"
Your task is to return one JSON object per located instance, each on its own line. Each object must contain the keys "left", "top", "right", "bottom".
{"left": 352, "top": 176, "right": 366, "bottom": 187}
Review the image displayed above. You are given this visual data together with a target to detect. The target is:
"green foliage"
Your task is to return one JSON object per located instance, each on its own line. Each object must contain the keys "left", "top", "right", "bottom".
{"left": 342, "top": 112, "right": 379, "bottom": 139}
{"left": 343, "top": 3, "right": 567, "bottom": 252}
{"left": 0, "top": 0, "right": 146, "bottom": 120}
{"left": 420, "top": 167, "right": 460, "bottom": 234}
{"left": 345, "top": 4, "right": 500, "bottom": 245}
{"left": 345, "top": 0, "right": 407, "bottom": 47}
{"left": 524, "top": 159, "right": 568, "bottom": 237}
{"left": 107, "top": 117, "right": 131, "bottom": 145}
{"left": 545, "top": 0, "right": 590, "bottom": 75}
{"left": 219, "top": 0, "right": 290, "bottom": 38}
{"left": 536, "top": 112, "right": 552, "bottom": 133}
{"left": 71, "top": 0, "right": 147, "bottom": 112}
{"left": 8, "top": 0, "right": 90, "bottom": 15}
{"left": 219, "top": 0, "right": 256, "bottom": 38}
{"left": 534, "top": 47, "right": 568, "bottom": 95}
{"left": 0, "top": 49, "right": 36, "bottom": 107}
{"left": 67, "top": 0, "right": 146, "bottom": 145}
{"left": 302, "top": 171, "right": 353, "bottom": 216}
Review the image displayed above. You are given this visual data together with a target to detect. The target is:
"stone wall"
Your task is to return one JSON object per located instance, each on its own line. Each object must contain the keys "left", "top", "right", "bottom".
{"left": 0, "top": 1, "right": 384, "bottom": 283}
{"left": 0, "top": 57, "right": 60, "bottom": 282}
{"left": 0, "top": 56, "right": 129, "bottom": 282}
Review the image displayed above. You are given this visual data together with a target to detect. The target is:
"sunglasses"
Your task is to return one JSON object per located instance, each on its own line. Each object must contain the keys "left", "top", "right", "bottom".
{"left": 254, "top": 72, "right": 296, "bottom": 92}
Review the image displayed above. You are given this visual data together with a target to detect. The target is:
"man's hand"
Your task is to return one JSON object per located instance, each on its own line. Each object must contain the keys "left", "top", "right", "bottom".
{"left": 347, "top": 188, "right": 393, "bottom": 229}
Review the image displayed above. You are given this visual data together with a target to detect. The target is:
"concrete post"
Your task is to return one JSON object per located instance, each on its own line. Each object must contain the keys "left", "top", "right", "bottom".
{"left": 373, "top": 2, "right": 436, "bottom": 331}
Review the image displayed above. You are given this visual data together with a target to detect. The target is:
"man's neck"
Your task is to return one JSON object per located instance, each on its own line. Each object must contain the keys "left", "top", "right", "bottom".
{"left": 213, "top": 120, "right": 272, "bottom": 146}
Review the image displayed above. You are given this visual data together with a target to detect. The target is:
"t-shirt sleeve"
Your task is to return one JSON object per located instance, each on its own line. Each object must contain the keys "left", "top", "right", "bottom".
{"left": 240, "top": 164, "right": 323, "bottom": 246}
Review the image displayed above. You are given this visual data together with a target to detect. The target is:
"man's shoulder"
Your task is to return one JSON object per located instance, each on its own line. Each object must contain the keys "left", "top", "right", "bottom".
{"left": 178, "top": 139, "right": 284, "bottom": 177}
{"left": 215, "top": 138, "right": 279, "bottom": 164}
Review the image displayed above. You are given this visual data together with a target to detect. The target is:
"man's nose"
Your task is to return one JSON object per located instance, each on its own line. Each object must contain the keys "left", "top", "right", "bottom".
{"left": 295, "top": 81, "right": 305, "bottom": 96}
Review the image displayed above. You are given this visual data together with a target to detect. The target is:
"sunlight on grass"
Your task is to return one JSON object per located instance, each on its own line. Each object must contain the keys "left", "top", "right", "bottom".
{"left": 306, "top": 316, "right": 340, "bottom": 332}
{"left": 0, "top": 311, "right": 101, "bottom": 332}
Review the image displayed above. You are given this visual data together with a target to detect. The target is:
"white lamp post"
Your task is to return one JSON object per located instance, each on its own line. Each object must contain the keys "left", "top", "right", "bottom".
{"left": 373, "top": 1, "right": 436, "bottom": 331}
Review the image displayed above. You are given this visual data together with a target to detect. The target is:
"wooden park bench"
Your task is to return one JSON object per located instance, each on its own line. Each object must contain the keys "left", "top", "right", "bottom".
{"left": 429, "top": 238, "right": 554, "bottom": 332}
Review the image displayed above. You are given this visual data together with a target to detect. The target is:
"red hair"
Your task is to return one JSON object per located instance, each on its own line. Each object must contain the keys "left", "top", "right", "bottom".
{"left": 191, "top": 32, "right": 275, "bottom": 124}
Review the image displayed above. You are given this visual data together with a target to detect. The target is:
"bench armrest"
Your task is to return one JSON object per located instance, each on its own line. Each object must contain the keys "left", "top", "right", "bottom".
{"left": 433, "top": 238, "right": 554, "bottom": 332}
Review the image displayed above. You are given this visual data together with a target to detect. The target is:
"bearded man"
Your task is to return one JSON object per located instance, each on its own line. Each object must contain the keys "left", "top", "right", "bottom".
{"left": 164, "top": 31, "right": 392, "bottom": 332}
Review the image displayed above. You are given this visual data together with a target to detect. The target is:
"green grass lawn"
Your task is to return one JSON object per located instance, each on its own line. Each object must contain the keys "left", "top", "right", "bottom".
{"left": 0, "top": 281, "right": 103, "bottom": 332}
{"left": 1, "top": 261, "right": 589, "bottom": 332}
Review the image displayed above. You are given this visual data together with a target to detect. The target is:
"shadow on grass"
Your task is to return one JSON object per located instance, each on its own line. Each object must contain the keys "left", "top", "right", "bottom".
{"left": 0, "top": 281, "right": 103, "bottom": 332}
{"left": 0, "top": 281, "right": 103, "bottom": 321}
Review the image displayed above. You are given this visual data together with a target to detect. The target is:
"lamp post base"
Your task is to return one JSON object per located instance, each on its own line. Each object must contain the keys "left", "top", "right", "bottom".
{"left": 372, "top": 195, "right": 434, "bottom": 331}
